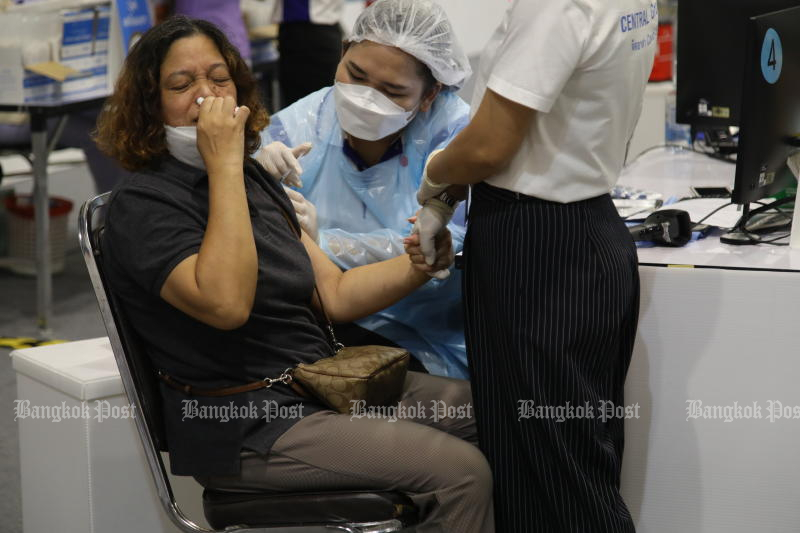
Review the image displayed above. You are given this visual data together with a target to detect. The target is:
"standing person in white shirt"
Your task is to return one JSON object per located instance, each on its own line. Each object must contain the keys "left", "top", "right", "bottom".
{"left": 412, "top": 1, "right": 658, "bottom": 531}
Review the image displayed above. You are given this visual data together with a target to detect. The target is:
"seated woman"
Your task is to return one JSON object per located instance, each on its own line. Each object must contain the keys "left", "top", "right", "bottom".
{"left": 257, "top": 0, "right": 472, "bottom": 379}
{"left": 94, "top": 16, "right": 493, "bottom": 533}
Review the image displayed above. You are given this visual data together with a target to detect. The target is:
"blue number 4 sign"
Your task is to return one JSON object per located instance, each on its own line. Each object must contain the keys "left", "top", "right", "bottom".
{"left": 761, "top": 28, "right": 783, "bottom": 85}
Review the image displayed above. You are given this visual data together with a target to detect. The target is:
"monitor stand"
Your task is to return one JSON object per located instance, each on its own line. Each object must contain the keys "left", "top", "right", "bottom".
{"left": 792, "top": 194, "right": 800, "bottom": 249}
{"left": 719, "top": 230, "right": 753, "bottom": 245}
{"left": 720, "top": 198, "right": 795, "bottom": 245}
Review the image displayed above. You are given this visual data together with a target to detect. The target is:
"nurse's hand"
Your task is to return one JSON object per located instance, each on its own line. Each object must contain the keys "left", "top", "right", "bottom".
{"left": 257, "top": 141, "right": 312, "bottom": 188}
{"left": 283, "top": 186, "right": 319, "bottom": 243}
{"left": 404, "top": 220, "right": 453, "bottom": 280}
{"left": 413, "top": 199, "right": 456, "bottom": 268}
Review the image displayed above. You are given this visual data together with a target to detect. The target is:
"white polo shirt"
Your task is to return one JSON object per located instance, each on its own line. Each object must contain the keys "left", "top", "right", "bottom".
{"left": 472, "top": 0, "right": 658, "bottom": 203}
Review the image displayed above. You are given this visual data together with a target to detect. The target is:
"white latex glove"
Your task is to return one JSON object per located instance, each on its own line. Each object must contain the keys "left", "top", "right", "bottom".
{"left": 416, "top": 148, "right": 451, "bottom": 205}
{"left": 413, "top": 198, "right": 456, "bottom": 277}
{"left": 788, "top": 151, "right": 800, "bottom": 179}
{"left": 427, "top": 239, "right": 454, "bottom": 280}
{"left": 283, "top": 186, "right": 319, "bottom": 243}
{"left": 406, "top": 225, "right": 454, "bottom": 280}
{"left": 257, "top": 141, "right": 312, "bottom": 188}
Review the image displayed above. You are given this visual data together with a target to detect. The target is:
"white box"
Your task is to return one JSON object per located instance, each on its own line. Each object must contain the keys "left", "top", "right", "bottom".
{"left": 0, "top": 46, "right": 58, "bottom": 103}
{"left": 11, "top": 337, "right": 208, "bottom": 533}
{"left": 0, "top": 3, "right": 113, "bottom": 105}
{"left": 60, "top": 52, "right": 108, "bottom": 101}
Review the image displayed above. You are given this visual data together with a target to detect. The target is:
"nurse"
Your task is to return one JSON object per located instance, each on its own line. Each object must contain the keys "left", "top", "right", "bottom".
{"left": 257, "top": 0, "right": 472, "bottom": 378}
{"left": 415, "top": 0, "right": 658, "bottom": 531}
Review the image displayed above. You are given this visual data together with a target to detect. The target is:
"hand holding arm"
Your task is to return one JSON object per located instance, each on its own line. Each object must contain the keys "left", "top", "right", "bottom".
{"left": 411, "top": 199, "right": 457, "bottom": 271}
{"left": 404, "top": 223, "right": 454, "bottom": 280}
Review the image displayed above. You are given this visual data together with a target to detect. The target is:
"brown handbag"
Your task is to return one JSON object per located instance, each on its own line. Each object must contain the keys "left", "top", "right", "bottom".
{"left": 159, "top": 335, "right": 410, "bottom": 414}
{"left": 159, "top": 194, "right": 411, "bottom": 414}
{"left": 292, "top": 336, "right": 410, "bottom": 414}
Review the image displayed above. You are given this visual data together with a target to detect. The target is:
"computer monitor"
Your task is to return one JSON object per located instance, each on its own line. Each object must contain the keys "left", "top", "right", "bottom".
{"left": 732, "top": 5, "right": 800, "bottom": 206}
{"left": 718, "top": 5, "right": 800, "bottom": 244}
{"left": 676, "top": 0, "right": 800, "bottom": 131}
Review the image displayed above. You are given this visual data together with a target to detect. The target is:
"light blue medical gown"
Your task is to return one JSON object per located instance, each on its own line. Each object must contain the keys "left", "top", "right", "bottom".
{"left": 260, "top": 87, "right": 471, "bottom": 378}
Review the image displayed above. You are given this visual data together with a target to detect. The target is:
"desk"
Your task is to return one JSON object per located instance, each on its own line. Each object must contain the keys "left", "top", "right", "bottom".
{"left": 0, "top": 96, "right": 107, "bottom": 337}
{"left": 618, "top": 148, "right": 800, "bottom": 532}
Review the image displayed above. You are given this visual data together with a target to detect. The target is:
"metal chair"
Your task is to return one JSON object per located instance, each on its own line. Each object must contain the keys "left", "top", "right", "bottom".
{"left": 78, "top": 192, "right": 419, "bottom": 533}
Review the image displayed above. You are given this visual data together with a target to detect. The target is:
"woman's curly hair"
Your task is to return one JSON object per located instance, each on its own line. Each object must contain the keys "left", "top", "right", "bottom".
{"left": 94, "top": 16, "right": 269, "bottom": 171}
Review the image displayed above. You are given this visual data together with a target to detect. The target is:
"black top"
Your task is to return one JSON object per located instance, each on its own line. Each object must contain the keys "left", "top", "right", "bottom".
{"left": 102, "top": 156, "right": 331, "bottom": 476}
{"left": 341, "top": 136, "right": 404, "bottom": 171}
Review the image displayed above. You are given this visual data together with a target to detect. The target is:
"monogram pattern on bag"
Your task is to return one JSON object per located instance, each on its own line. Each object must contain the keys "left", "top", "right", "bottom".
{"left": 294, "top": 346, "right": 410, "bottom": 414}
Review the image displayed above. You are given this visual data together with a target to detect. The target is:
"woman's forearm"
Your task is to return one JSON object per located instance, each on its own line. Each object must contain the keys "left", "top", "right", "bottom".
{"left": 330, "top": 255, "right": 429, "bottom": 323}
{"left": 159, "top": 100, "right": 258, "bottom": 330}
{"left": 195, "top": 167, "right": 258, "bottom": 319}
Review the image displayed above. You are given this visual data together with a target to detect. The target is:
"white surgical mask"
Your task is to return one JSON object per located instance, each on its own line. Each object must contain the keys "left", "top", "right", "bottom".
{"left": 164, "top": 125, "right": 205, "bottom": 169}
{"left": 333, "top": 81, "right": 417, "bottom": 141}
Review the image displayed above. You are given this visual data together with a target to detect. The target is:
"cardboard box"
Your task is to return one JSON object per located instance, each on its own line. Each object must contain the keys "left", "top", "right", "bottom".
{"left": 61, "top": 8, "right": 96, "bottom": 60}
{"left": 94, "top": 5, "right": 110, "bottom": 54}
{"left": 60, "top": 52, "right": 108, "bottom": 101}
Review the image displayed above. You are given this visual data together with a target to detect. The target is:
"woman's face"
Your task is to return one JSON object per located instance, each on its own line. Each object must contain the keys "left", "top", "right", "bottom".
{"left": 160, "top": 34, "right": 237, "bottom": 127}
{"left": 334, "top": 40, "right": 438, "bottom": 113}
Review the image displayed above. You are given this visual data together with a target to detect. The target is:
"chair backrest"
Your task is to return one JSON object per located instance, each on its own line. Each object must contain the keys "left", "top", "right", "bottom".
{"left": 78, "top": 193, "right": 209, "bottom": 533}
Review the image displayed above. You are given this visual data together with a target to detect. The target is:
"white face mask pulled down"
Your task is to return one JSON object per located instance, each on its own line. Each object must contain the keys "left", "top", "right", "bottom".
{"left": 164, "top": 125, "right": 205, "bottom": 169}
{"left": 333, "top": 81, "right": 417, "bottom": 141}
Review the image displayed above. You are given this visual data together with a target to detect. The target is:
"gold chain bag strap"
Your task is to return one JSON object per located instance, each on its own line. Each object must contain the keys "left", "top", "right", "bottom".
{"left": 277, "top": 200, "right": 410, "bottom": 414}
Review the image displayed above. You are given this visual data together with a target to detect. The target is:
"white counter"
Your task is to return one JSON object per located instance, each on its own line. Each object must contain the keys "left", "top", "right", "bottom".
{"left": 618, "top": 148, "right": 800, "bottom": 532}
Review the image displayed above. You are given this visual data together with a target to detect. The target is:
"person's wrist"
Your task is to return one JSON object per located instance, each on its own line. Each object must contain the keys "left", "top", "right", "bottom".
{"left": 206, "top": 164, "right": 245, "bottom": 187}
{"left": 435, "top": 190, "right": 460, "bottom": 209}
{"left": 206, "top": 155, "right": 245, "bottom": 176}
{"left": 407, "top": 259, "right": 432, "bottom": 284}
{"left": 424, "top": 197, "right": 456, "bottom": 219}
{"left": 417, "top": 149, "right": 449, "bottom": 205}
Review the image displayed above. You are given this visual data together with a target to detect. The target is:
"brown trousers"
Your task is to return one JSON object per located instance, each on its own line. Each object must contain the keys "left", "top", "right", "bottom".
{"left": 195, "top": 372, "right": 495, "bottom": 533}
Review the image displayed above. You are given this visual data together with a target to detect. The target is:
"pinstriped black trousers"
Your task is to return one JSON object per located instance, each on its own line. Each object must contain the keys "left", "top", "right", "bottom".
{"left": 463, "top": 183, "right": 640, "bottom": 533}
